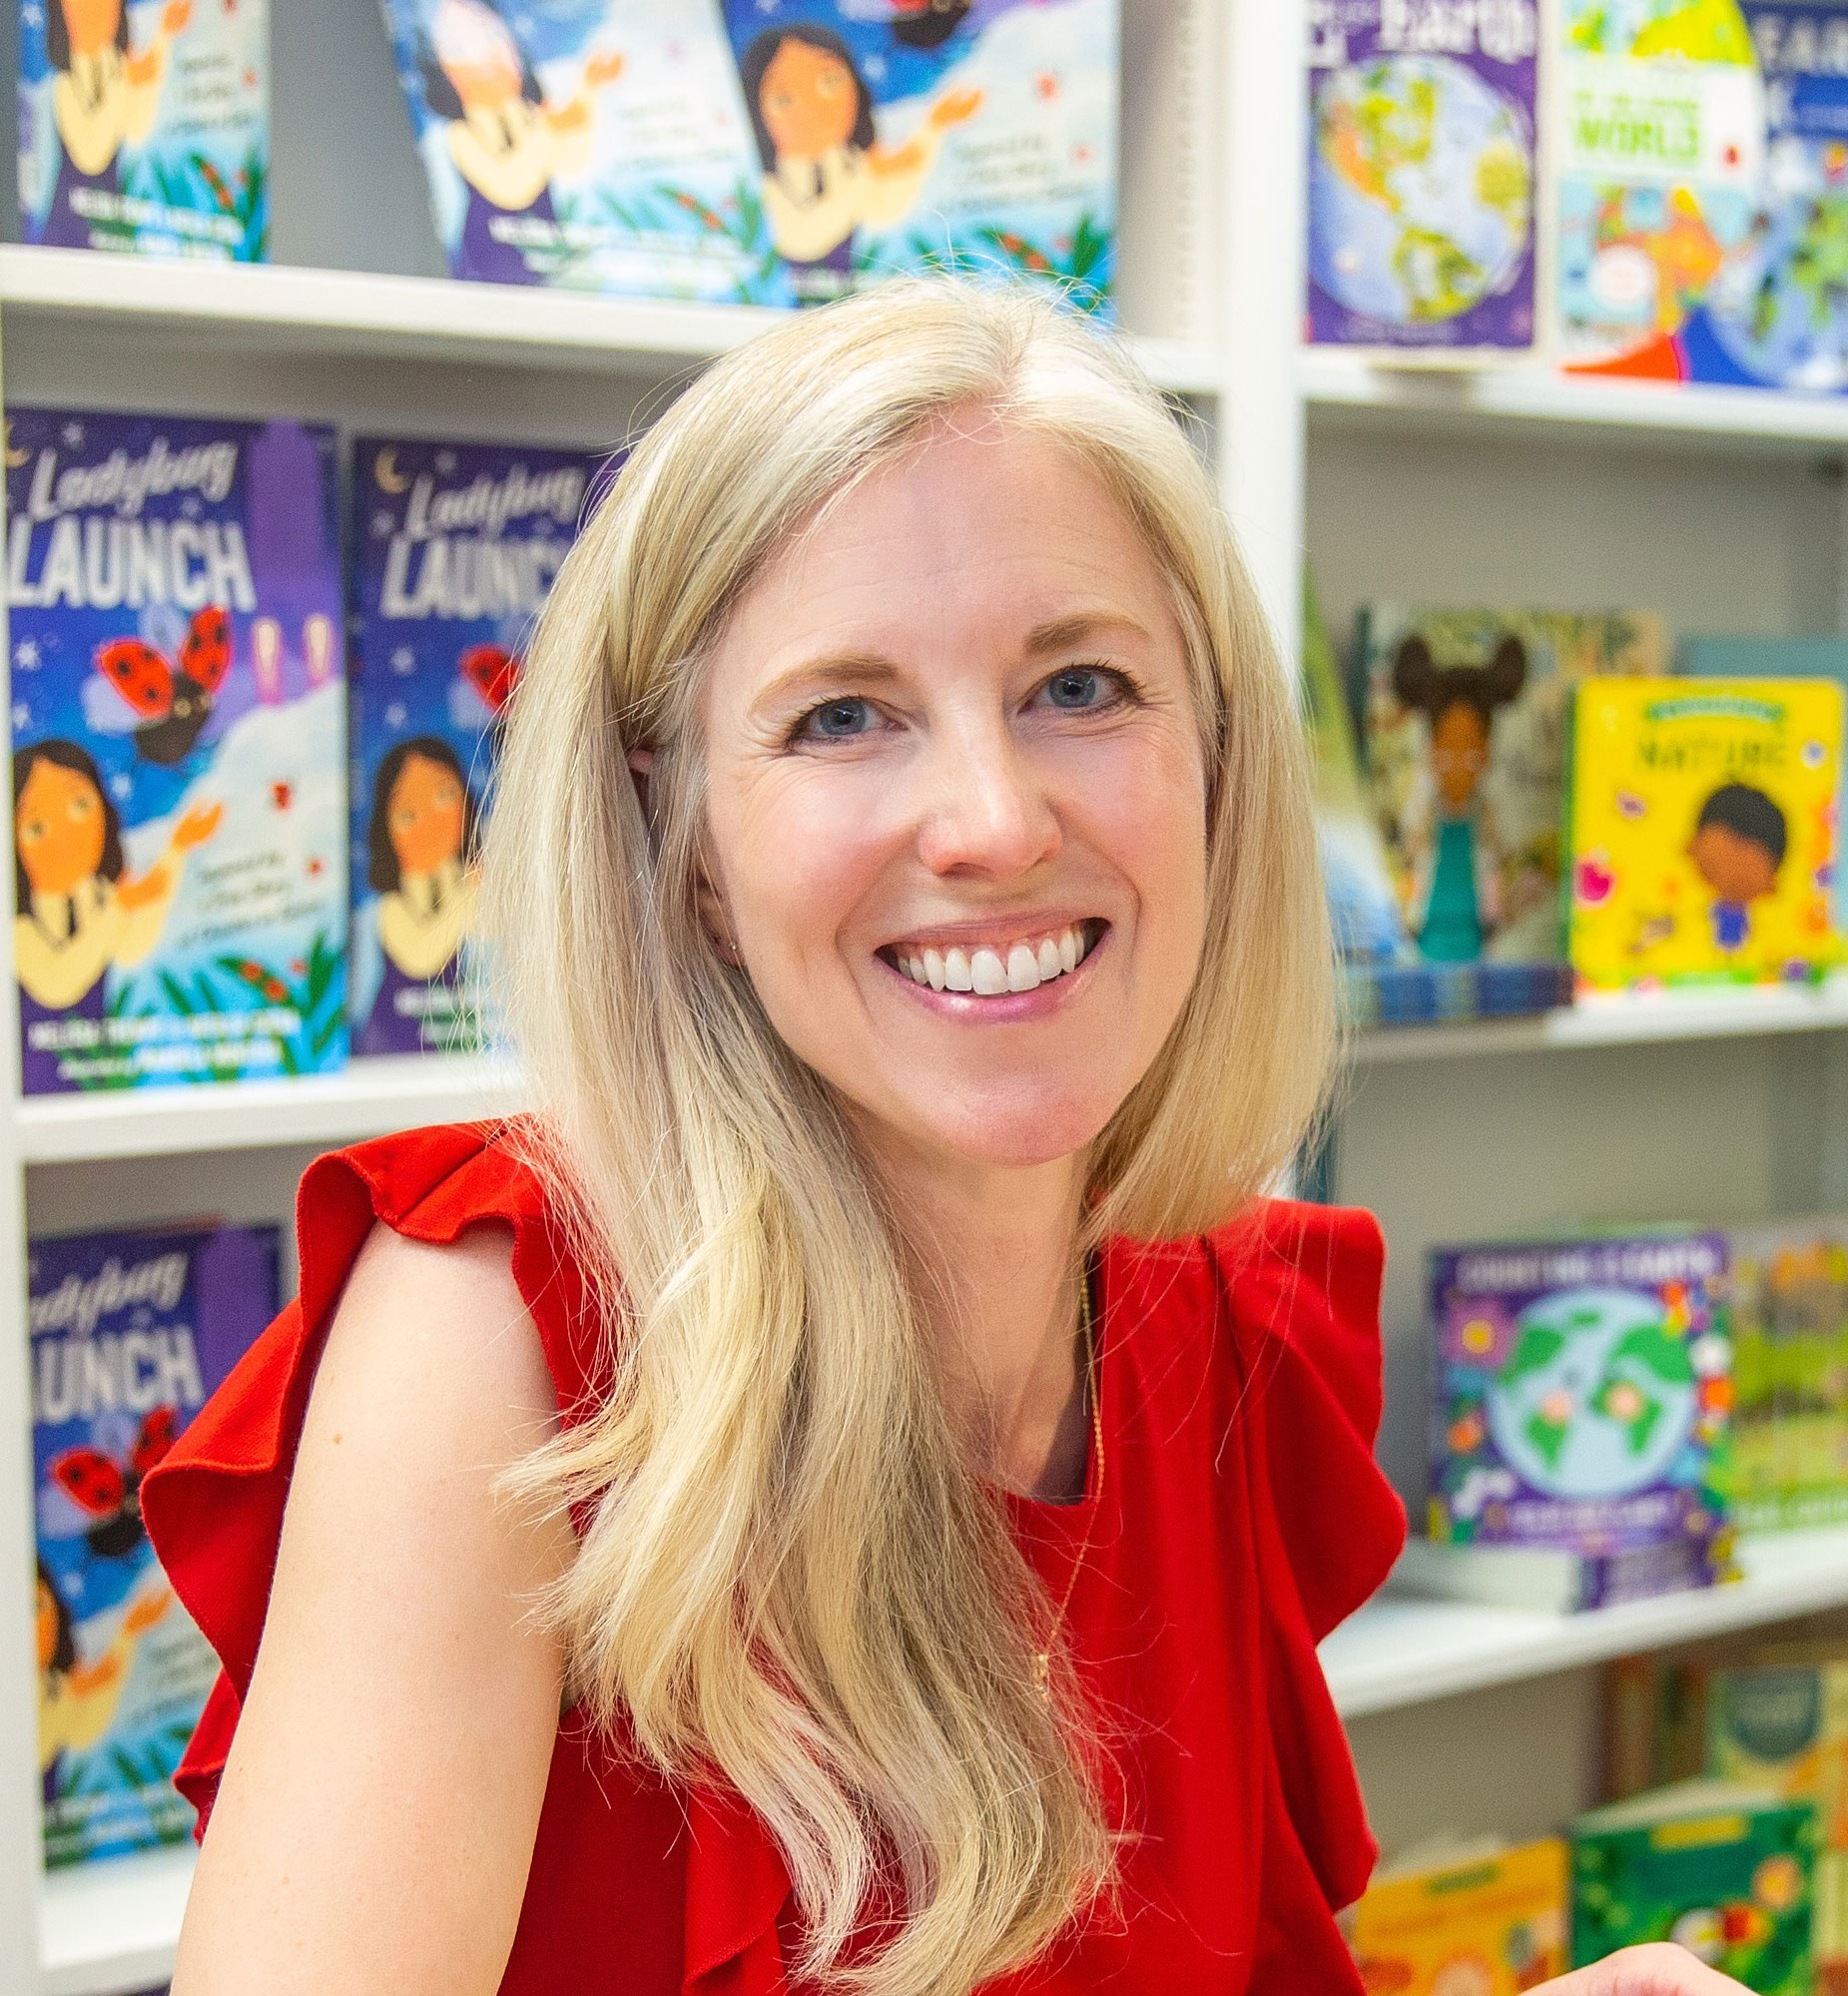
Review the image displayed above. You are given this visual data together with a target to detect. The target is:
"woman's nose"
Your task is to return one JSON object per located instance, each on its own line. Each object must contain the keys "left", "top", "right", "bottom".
{"left": 914, "top": 724, "right": 1062, "bottom": 880}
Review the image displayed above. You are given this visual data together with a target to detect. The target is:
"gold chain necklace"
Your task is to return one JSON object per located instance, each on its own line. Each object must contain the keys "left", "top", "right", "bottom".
{"left": 1032, "top": 1262, "right": 1105, "bottom": 1704}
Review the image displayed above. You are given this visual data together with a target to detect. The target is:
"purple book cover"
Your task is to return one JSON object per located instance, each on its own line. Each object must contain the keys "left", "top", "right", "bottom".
{"left": 1306, "top": 0, "right": 1539, "bottom": 353}
{"left": 1428, "top": 1233, "right": 1734, "bottom": 1584}
{"left": 32, "top": 1220, "right": 279, "bottom": 1865}
{"left": 348, "top": 435, "right": 608, "bottom": 1056}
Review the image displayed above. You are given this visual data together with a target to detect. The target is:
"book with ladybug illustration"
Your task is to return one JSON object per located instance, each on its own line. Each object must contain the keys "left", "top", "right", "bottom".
{"left": 18, "top": 0, "right": 268, "bottom": 260}
{"left": 32, "top": 1218, "right": 278, "bottom": 1866}
{"left": 1567, "top": 677, "right": 1844, "bottom": 995}
{"left": 5, "top": 405, "right": 348, "bottom": 1092}
{"left": 716, "top": 0, "right": 1119, "bottom": 311}
{"left": 348, "top": 434, "right": 608, "bottom": 1056}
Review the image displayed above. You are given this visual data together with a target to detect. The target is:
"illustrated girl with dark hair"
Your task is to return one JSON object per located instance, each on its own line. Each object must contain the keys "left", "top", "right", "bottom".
{"left": 37, "top": 1555, "right": 172, "bottom": 1809}
{"left": 38, "top": 0, "right": 192, "bottom": 250}
{"left": 363, "top": 737, "right": 482, "bottom": 1044}
{"left": 1689, "top": 781, "right": 1787, "bottom": 954}
{"left": 12, "top": 739, "right": 220, "bottom": 1091}
{"left": 418, "top": 0, "right": 622, "bottom": 287}
{"left": 738, "top": 22, "right": 981, "bottom": 298}
{"left": 1390, "top": 631, "right": 1528, "bottom": 962}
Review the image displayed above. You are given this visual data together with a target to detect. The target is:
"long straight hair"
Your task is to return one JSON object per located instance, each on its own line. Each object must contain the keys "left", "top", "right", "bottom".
{"left": 479, "top": 281, "right": 1335, "bottom": 1995}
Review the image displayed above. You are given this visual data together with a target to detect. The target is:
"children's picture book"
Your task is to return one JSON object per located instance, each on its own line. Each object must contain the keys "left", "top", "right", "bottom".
{"left": 1726, "top": 1220, "right": 1848, "bottom": 1533}
{"left": 1427, "top": 1232, "right": 1735, "bottom": 1607}
{"left": 1306, "top": 0, "right": 1540, "bottom": 358}
{"left": 18, "top": 0, "right": 269, "bottom": 259}
{"left": 1566, "top": 677, "right": 1843, "bottom": 993}
{"left": 1555, "top": 0, "right": 1768, "bottom": 381}
{"left": 1603, "top": 1654, "right": 1716, "bottom": 1803}
{"left": 348, "top": 435, "right": 605, "bottom": 1057}
{"left": 376, "top": 0, "right": 767, "bottom": 300}
{"left": 1347, "top": 1836, "right": 1569, "bottom": 1993}
{"left": 1709, "top": 1660, "right": 1848, "bottom": 1988}
{"left": 1571, "top": 1779, "right": 1817, "bottom": 1991}
{"left": 33, "top": 1220, "right": 279, "bottom": 1866}
{"left": 718, "top": 0, "right": 1118, "bottom": 311}
{"left": 6, "top": 406, "right": 347, "bottom": 1093}
{"left": 1359, "top": 606, "right": 1669, "bottom": 985}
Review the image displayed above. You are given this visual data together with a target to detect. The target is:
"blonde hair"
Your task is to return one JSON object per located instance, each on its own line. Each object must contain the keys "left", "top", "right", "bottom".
{"left": 480, "top": 280, "right": 1334, "bottom": 1995}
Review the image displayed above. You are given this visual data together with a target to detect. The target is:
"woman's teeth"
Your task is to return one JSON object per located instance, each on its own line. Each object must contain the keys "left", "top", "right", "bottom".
{"left": 892, "top": 924, "right": 1093, "bottom": 996}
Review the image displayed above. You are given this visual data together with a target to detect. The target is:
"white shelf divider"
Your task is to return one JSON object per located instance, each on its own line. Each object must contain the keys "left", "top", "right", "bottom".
{"left": 40, "top": 1845, "right": 196, "bottom": 1996}
{"left": 1323, "top": 1526, "right": 1848, "bottom": 1720}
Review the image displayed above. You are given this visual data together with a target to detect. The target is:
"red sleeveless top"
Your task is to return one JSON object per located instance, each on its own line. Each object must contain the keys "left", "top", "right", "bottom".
{"left": 141, "top": 1121, "right": 1404, "bottom": 1994}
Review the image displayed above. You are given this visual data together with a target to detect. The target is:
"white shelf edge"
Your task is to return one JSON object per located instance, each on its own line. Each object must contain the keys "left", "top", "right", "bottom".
{"left": 1356, "top": 975, "right": 1848, "bottom": 1065}
{"left": 0, "top": 246, "right": 1226, "bottom": 397}
{"left": 40, "top": 1842, "right": 194, "bottom": 1996}
{"left": 1323, "top": 1525, "right": 1848, "bottom": 1720}
{"left": 1302, "top": 345, "right": 1848, "bottom": 448}
{"left": 14, "top": 1054, "right": 523, "bottom": 1163}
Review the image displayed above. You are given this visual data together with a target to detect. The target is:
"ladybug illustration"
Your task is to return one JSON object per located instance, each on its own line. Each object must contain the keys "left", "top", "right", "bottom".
{"left": 45, "top": 1405, "right": 180, "bottom": 1560}
{"left": 93, "top": 604, "right": 232, "bottom": 766}
{"left": 891, "top": 0, "right": 970, "bottom": 47}
{"left": 458, "top": 642, "right": 520, "bottom": 717}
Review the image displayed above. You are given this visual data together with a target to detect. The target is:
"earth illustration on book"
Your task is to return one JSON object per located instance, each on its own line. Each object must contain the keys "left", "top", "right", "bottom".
{"left": 1484, "top": 1287, "right": 1705, "bottom": 1499}
{"left": 1310, "top": 52, "right": 1533, "bottom": 328}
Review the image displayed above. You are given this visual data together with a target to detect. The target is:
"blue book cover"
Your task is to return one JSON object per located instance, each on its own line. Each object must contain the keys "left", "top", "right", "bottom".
{"left": 719, "top": 0, "right": 1118, "bottom": 311}
{"left": 7, "top": 407, "right": 347, "bottom": 1092}
{"left": 348, "top": 435, "right": 606, "bottom": 1056}
{"left": 18, "top": 0, "right": 269, "bottom": 259}
{"left": 376, "top": 0, "right": 773, "bottom": 300}
{"left": 33, "top": 1220, "right": 279, "bottom": 1866}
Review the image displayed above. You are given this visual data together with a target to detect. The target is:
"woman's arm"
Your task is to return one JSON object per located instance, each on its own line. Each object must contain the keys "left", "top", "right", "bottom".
{"left": 1538, "top": 1947, "right": 1748, "bottom": 1994}
{"left": 171, "top": 1222, "right": 575, "bottom": 1996}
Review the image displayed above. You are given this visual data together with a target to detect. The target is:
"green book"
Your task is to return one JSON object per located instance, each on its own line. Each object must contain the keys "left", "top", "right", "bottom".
{"left": 1571, "top": 1780, "right": 1817, "bottom": 1991}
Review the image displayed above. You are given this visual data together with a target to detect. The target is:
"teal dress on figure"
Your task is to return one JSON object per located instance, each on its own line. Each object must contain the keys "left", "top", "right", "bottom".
{"left": 1420, "top": 814, "right": 1485, "bottom": 962}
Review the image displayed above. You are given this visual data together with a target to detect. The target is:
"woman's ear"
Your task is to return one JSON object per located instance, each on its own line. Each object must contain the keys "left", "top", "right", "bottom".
{"left": 695, "top": 864, "right": 743, "bottom": 967}
{"left": 626, "top": 747, "right": 656, "bottom": 814}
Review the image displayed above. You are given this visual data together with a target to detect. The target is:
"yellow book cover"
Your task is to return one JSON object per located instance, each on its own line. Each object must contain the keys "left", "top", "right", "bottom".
{"left": 1568, "top": 680, "right": 1843, "bottom": 994}
{"left": 1349, "top": 1837, "right": 1569, "bottom": 1993}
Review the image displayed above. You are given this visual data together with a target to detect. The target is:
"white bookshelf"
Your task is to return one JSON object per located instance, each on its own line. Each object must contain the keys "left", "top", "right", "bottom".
{"left": 40, "top": 1847, "right": 196, "bottom": 1996}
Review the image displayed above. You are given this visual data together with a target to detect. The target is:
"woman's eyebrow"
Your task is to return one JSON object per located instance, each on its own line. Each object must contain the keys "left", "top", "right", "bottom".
{"left": 752, "top": 652, "right": 902, "bottom": 713}
{"left": 1023, "top": 611, "right": 1153, "bottom": 656}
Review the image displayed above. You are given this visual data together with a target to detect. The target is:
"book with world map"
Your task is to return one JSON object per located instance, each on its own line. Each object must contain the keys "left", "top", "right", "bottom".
{"left": 1427, "top": 1232, "right": 1736, "bottom": 1608}
{"left": 1306, "top": 0, "right": 1540, "bottom": 357}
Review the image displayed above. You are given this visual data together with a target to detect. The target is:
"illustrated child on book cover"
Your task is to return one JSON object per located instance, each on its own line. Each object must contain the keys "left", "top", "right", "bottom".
{"left": 349, "top": 436, "right": 607, "bottom": 1055}
{"left": 18, "top": 0, "right": 269, "bottom": 259}
{"left": 6, "top": 408, "right": 347, "bottom": 1091}
{"left": 720, "top": 0, "right": 1118, "bottom": 310}
{"left": 32, "top": 1222, "right": 278, "bottom": 1864}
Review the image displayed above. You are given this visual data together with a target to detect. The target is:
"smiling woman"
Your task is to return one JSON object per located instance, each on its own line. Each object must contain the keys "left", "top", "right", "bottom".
{"left": 141, "top": 283, "right": 1736, "bottom": 1996}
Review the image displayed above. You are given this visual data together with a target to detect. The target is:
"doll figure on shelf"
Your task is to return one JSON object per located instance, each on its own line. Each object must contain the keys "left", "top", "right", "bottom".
{"left": 736, "top": 22, "right": 980, "bottom": 301}
{"left": 12, "top": 740, "right": 221, "bottom": 1093}
{"left": 40, "top": 0, "right": 192, "bottom": 251}
{"left": 418, "top": 0, "right": 622, "bottom": 286}
{"left": 363, "top": 736, "right": 481, "bottom": 1044}
{"left": 1389, "top": 632, "right": 1528, "bottom": 964}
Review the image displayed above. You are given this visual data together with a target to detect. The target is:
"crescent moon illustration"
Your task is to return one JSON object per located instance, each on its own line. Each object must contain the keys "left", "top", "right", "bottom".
{"left": 374, "top": 447, "right": 409, "bottom": 495}
{"left": 4, "top": 424, "right": 29, "bottom": 470}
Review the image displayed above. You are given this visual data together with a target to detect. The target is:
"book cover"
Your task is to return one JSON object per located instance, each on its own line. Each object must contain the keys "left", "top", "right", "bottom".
{"left": 718, "top": 0, "right": 1118, "bottom": 312}
{"left": 1348, "top": 1837, "right": 1569, "bottom": 1993}
{"left": 1428, "top": 1233, "right": 1735, "bottom": 1603}
{"left": 1710, "top": 1661, "right": 1848, "bottom": 1989}
{"left": 18, "top": 0, "right": 269, "bottom": 259}
{"left": 1555, "top": 0, "right": 1768, "bottom": 380}
{"left": 348, "top": 435, "right": 605, "bottom": 1057}
{"left": 7, "top": 407, "right": 347, "bottom": 1092}
{"left": 33, "top": 1220, "right": 279, "bottom": 1866}
{"left": 376, "top": 0, "right": 768, "bottom": 300}
{"left": 1359, "top": 605, "right": 1669, "bottom": 978}
{"left": 1727, "top": 1221, "right": 1848, "bottom": 1533}
{"left": 1306, "top": 0, "right": 1540, "bottom": 357}
{"left": 1566, "top": 677, "right": 1842, "bottom": 993}
{"left": 1571, "top": 1780, "right": 1817, "bottom": 1989}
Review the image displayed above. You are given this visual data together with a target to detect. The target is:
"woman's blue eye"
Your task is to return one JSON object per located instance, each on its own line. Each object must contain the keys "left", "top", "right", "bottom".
{"left": 805, "top": 697, "right": 874, "bottom": 739}
{"left": 1043, "top": 667, "right": 1108, "bottom": 710}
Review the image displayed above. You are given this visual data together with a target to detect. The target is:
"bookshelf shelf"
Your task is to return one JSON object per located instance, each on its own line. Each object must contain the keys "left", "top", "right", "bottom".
{"left": 40, "top": 1844, "right": 195, "bottom": 1996}
{"left": 1302, "top": 347, "right": 1848, "bottom": 454}
{"left": 0, "top": 246, "right": 1228, "bottom": 399}
{"left": 1322, "top": 1526, "right": 1848, "bottom": 1720}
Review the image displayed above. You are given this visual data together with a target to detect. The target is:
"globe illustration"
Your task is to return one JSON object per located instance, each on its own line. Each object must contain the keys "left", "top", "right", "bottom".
{"left": 1705, "top": 137, "right": 1848, "bottom": 391}
{"left": 1485, "top": 1286, "right": 1699, "bottom": 1500}
{"left": 1310, "top": 54, "right": 1533, "bottom": 327}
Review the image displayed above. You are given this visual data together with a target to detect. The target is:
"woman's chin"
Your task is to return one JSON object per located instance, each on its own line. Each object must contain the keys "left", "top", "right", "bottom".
{"left": 885, "top": 1093, "right": 1120, "bottom": 1176}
